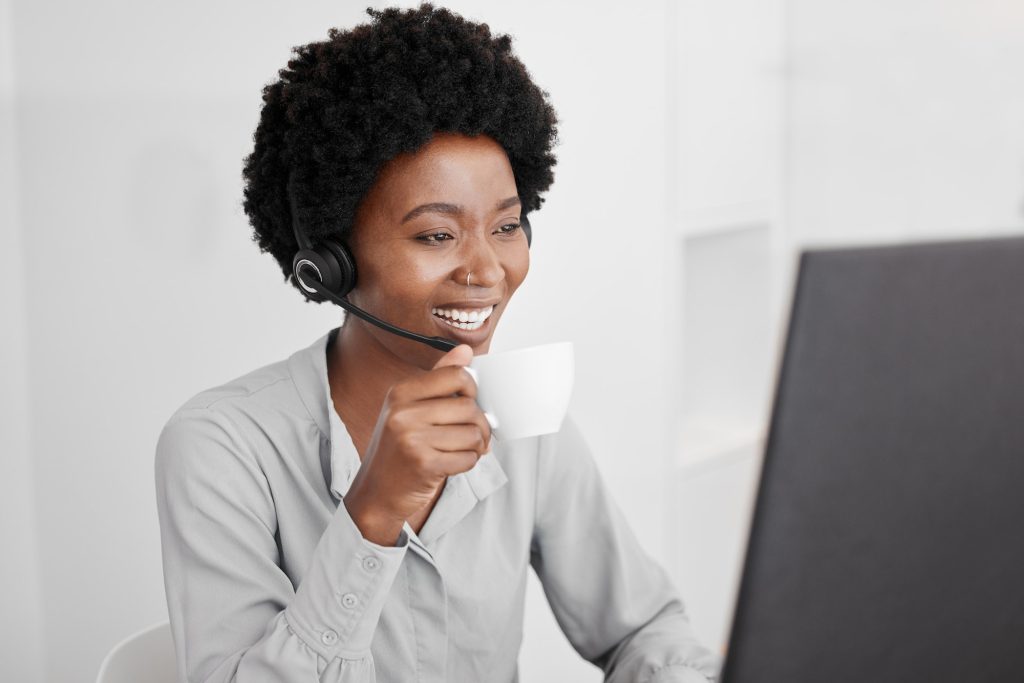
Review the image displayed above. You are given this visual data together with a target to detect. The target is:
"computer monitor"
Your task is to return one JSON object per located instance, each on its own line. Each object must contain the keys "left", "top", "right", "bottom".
{"left": 721, "top": 235, "right": 1024, "bottom": 683}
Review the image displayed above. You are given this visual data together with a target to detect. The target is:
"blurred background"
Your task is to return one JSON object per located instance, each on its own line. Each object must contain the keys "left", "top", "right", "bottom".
{"left": 2, "top": 0, "right": 1022, "bottom": 681}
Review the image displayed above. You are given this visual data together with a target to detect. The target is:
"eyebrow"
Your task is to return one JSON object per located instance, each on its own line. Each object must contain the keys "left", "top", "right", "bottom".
{"left": 400, "top": 196, "right": 521, "bottom": 224}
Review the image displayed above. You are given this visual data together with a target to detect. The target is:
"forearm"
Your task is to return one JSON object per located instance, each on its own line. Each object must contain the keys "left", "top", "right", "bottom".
{"left": 531, "top": 415, "right": 722, "bottom": 683}
{"left": 598, "top": 600, "right": 722, "bottom": 683}
{"left": 181, "top": 611, "right": 375, "bottom": 682}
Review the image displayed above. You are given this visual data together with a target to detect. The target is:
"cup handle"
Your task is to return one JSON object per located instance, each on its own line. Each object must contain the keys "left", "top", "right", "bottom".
{"left": 463, "top": 366, "right": 500, "bottom": 431}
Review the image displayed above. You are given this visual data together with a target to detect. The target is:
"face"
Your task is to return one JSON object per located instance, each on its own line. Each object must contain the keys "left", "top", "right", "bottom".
{"left": 345, "top": 132, "right": 529, "bottom": 367}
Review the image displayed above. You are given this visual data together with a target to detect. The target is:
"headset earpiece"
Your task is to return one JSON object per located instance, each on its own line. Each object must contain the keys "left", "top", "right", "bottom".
{"left": 522, "top": 213, "right": 532, "bottom": 248}
{"left": 288, "top": 170, "right": 358, "bottom": 302}
{"left": 321, "top": 240, "right": 357, "bottom": 296}
{"left": 292, "top": 239, "right": 357, "bottom": 302}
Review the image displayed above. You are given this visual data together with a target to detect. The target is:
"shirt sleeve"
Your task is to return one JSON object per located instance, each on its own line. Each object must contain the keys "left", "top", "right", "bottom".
{"left": 530, "top": 414, "right": 723, "bottom": 683}
{"left": 154, "top": 408, "right": 408, "bottom": 683}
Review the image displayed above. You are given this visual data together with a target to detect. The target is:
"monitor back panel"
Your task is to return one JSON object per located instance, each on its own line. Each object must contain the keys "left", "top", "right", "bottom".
{"left": 722, "top": 236, "right": 1024, "bottom": 683}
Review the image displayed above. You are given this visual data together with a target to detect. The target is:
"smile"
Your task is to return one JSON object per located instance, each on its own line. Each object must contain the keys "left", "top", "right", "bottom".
{"left": 431, "top": 304, "right": 495, "bottom": 331}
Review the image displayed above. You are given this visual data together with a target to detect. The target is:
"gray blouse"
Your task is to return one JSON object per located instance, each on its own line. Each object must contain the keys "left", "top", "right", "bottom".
{"left": 154, "top": 327, "right": 721, "bottom": 682}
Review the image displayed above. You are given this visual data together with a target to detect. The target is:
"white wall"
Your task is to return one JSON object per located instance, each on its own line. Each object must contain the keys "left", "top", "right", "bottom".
{"left": 0, "top": 0, "right": 45, "bottom": 680}
{"left": 5, "top": 1, "right": 672, "bottom": 681}
{"left": 786, "top": 0, "right": 1024, "bottom": 247}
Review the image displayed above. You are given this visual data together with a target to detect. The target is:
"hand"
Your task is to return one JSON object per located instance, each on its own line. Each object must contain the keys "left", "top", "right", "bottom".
{"left": 342, "top": 344, "right": 492, "bottom": 546}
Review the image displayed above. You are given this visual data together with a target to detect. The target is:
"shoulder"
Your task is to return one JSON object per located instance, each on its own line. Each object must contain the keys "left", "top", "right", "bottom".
{"left": 485, "top": 412, "right": 595, "bottom": 491}
{"left": 538, "top": 411, "right": 591, "bottom": 458}
{"left": 534, "top": 411, "right": 601, "bottom": 480}
{"left": 172, "top": 355, "right": 295, "bottom": 418}
{"left": 166, "top": 348, "right": 316, "bottom": 430}
{"left": 531, "top": 411, "right": 618, "bottom": 535}
{"left": 155, "top": 354, "right": 312, "bottom": 476}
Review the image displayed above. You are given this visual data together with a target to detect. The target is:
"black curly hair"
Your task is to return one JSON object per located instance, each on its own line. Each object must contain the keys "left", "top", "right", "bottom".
{"left": 242, "top": 3, "right": 559, "bottom": 300}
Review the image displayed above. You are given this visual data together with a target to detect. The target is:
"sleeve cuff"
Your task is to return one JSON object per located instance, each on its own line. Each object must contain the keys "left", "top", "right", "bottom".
{"left": 644, "top": 663, "right": 717, "bottom": 683}
{"left": 284, "top": 496, "right": 408, "bottom": 660}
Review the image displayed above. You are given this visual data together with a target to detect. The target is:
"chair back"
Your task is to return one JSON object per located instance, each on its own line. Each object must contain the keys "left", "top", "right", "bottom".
{"left": 95, "top": 620, "right": 177, "bottom": 683}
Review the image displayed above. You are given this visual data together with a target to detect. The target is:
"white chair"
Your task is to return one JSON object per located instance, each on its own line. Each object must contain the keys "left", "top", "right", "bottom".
{"left": 96, "top": 620, "right": 178, "bottom": 683}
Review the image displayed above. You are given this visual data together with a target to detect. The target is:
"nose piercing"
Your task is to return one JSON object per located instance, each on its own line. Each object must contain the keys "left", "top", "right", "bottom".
{"left": 467, "top": 271, "right": 472, "bottom": 286}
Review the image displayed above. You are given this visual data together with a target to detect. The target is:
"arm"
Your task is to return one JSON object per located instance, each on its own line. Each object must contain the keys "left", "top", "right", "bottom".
{"left": 154, "top": 408, "right": 407, "bottom": 683}
{"left": 530, "top": 415, "right": 722, "bottom": 683}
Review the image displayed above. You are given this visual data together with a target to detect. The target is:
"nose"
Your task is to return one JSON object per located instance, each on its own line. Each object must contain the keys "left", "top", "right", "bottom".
{"left": 455, "top": 231, "right": 503, "bottom": 288}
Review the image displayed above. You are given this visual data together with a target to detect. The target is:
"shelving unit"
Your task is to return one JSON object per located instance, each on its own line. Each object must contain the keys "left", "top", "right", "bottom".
{"left": 665, "top": 0, "right": 788, "bottom": 652}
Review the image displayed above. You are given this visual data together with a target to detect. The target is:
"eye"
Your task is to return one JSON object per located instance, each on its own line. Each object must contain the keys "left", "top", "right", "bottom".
{"left": 496, "top": 222, "right": 522, "bottom": 236}
{"left": 416, "top": 231, "right": 454, "bottom": 244}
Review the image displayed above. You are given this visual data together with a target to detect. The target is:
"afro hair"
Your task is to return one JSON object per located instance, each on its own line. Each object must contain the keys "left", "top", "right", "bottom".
{"left": 241, "top": 3, "right": 560, "bottom": 299}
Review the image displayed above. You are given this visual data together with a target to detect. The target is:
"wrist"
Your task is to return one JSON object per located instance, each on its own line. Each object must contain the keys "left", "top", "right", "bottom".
{"left": 343, "top": 490, "right": 406, "bottom": 547}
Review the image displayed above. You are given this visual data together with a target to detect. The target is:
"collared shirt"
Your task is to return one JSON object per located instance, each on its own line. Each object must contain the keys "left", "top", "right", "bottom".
{"left": 154, "top": 327, "right": 722, "bottom": 683}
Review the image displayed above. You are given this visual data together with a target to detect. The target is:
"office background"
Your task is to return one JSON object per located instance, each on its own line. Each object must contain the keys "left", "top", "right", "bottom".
{"left": 2, "top": 0, "right": 1022, "bottom": 681}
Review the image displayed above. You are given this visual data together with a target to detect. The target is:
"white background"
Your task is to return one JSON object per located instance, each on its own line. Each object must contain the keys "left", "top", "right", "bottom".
{"left": 2, "top": 1, "right": 1022, "bottom": 681}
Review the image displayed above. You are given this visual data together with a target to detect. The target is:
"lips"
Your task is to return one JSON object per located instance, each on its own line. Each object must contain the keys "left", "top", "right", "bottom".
{"left": 432, "top": 299, "right": 501, "bottom": 309}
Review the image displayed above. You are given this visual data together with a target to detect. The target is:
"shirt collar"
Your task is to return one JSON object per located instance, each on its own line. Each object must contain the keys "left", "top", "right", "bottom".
{"left": 287, "top": 327, "right": 508, "bottom": 530}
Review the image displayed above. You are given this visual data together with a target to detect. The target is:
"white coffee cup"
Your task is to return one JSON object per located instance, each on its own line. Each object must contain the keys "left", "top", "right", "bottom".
{"left": 463, "top": 341, "right": 574, "bottom": 441}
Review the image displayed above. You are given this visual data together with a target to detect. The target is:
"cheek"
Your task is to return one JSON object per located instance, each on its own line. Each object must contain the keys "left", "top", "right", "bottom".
{"left": 354, "top": 242, "right": 529, "bottom": 309}
{"left": 364, "top": 252, "right": 448, "bottom": 308}
{"left": 506, "top": 248, "right": 530, "bottom": 291}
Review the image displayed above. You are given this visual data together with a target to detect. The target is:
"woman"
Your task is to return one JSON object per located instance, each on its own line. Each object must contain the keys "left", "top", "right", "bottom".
{"left": 155, "top": 4, "right": 720, "bottom": 682}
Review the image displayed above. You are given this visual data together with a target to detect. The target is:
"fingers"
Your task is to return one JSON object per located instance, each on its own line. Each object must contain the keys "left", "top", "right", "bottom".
{"left": 399, "top": 396, "right": 492, "bottom": 443}
{"left": 429, "top": 424, "right": 491, "bottom": 455}
{"left": 432, "top": 343, "right": 473, "bottom": 370}
{"left": 389, "top": 364, "right": 478, "bottom": 403}
{"left": 403, "top": 395, "right": 483, "bottom": 424}
{"left": 435, "top": 450, "right": 486, "bottom": 477}
{"left": 427, "top": 422, "right": 492, "bottom": 478}
{"left": 384, "top": 345, "right": 478, "bottom": 405}
{"left": 377, "top": 344, "right": 492, "bottom": 482}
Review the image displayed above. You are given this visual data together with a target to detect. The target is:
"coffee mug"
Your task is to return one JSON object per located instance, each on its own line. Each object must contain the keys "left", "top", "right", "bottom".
{"left": 463, "top": 341, "right": 574, "bottom": 441}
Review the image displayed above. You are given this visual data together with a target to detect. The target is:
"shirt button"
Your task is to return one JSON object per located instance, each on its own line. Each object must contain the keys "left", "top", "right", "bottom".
{"left": 340, "top": 592, "right": 359, "bottom": 609}
{"left": 362, "top": 556, "right": 381, "bottom": 572}
{"left": 321, "top": 629, "right": 338, "bottom": 646}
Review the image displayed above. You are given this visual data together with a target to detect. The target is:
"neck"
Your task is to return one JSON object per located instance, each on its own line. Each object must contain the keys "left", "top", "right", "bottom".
{"left": 327, "top": 318, "right": 427, "bottom": 453}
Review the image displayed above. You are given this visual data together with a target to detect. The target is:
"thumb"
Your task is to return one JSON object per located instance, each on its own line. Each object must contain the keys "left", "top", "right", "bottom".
{"left": 432, "top": 343, "right": 474, "bottom": 370}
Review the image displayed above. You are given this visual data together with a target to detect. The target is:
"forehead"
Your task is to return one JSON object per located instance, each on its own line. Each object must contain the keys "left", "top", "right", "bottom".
{"left": 368, "top": 133, "right": 518, "bottom": 213}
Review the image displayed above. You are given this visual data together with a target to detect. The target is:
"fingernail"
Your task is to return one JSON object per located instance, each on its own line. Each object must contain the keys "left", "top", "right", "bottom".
{"left": 484, "top": 411, "right": 500, "bottom": 430}
{"left": 464, "top": 366, "right": 479, "bottom": 386}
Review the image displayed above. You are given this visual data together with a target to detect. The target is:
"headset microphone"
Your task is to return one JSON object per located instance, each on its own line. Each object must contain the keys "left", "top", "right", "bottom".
{"left": 287, "top": 173, "right": 531, "bottom": 353}
{"left": 297, "top": 272, "right": 460, "bottom": 352}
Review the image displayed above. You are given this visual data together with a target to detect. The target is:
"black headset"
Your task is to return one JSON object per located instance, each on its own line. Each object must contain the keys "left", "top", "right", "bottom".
{"left": 287, "top": 173, "right": 532, "bottom": 352}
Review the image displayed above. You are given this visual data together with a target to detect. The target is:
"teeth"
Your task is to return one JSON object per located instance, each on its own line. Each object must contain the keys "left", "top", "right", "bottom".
{"left": 431, "top": 305, "right": 495, "bottom": 323}
{"left": 437, "top": 317, "right": 484, "bottom": 331}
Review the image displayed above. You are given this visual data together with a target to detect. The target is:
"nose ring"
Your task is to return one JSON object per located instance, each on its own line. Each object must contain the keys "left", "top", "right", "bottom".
{"left": 466, "top": 271, "right": 472, "bottom": 287}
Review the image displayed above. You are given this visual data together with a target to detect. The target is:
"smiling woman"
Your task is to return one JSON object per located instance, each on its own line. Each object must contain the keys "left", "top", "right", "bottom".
{"left": 153, "top": 3, "right": 720, "bottom": 683}
{"left": 342, "top": 132, "right": 527, "bottom": 359}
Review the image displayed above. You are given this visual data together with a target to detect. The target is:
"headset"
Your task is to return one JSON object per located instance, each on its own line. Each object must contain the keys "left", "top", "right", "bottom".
{"left": 287, "top": 173, "right": 532, "bottom": 352}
